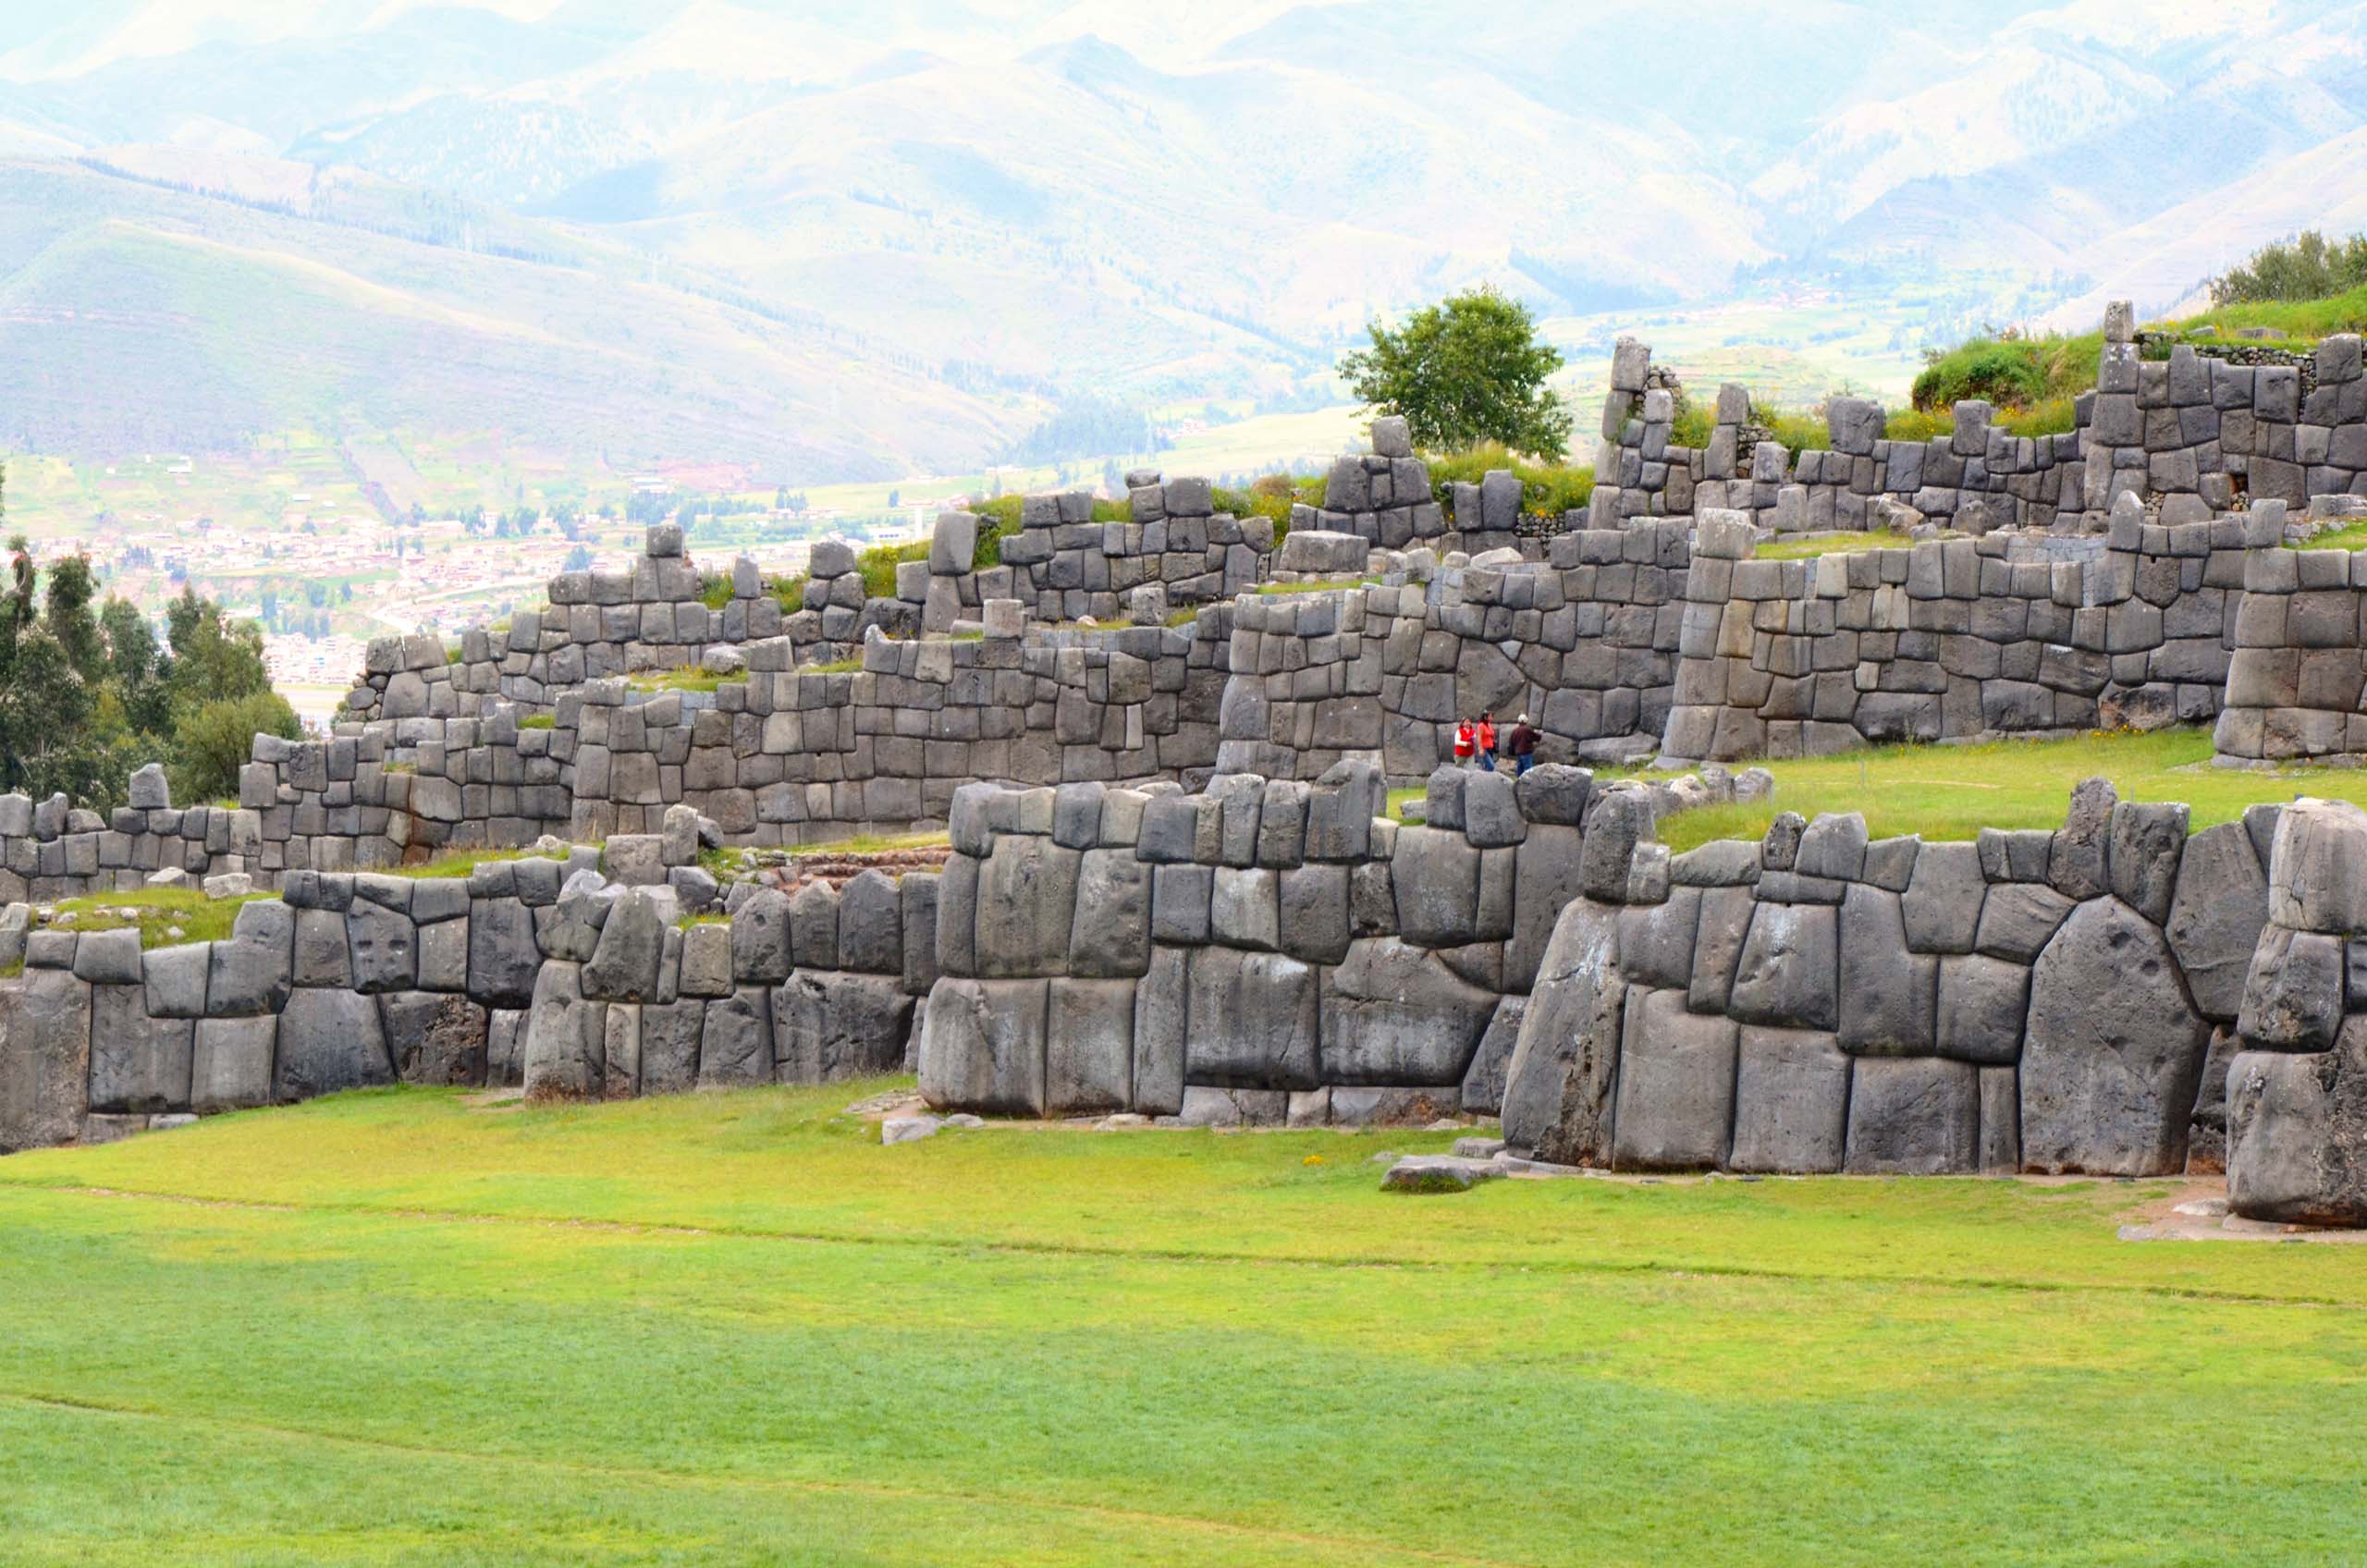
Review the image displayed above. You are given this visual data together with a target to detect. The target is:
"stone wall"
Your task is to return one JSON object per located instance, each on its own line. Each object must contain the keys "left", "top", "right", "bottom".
{"left": 1660, "top": 502, "right": 2257, "bottom": 761}
{"left": 558, "top": 614, "right": 1233, "bottom": 844}
{"left": 916, "top": 767, "right": 2276, "bottom": 1176}
{"left": 914, "top": 762, "right": 1612, "bottom": 1125}
{"left": 2226, "top": 797, "right": 2367, "bottom": 1223}
{"left": 2211, "top": 535, "right": 2367, "bottom": 763}
{"left": 349, "top": 522, "right": 791, "bottom": 723}
{"left": 1214, "top": 521, "right": 1693, "bottom": 782}
{"left": 0, "top": 845, "right": 939, "bottom": 1152}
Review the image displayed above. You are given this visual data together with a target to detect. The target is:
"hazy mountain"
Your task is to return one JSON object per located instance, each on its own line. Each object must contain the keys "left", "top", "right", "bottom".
{"left": 0, "top": 0, "right": 2360, "bottom": 479}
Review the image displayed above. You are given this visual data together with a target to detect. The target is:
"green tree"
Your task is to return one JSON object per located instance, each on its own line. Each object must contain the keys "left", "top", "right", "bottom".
{"left": 1337, "top": 287, "right": 1574, "bottom": 459}
{"left": 172, "top": 690, "right": 299, "bottom": 805}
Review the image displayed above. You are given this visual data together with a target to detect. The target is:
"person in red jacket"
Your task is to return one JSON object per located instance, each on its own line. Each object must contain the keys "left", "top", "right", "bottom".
{"left": 1475, "top": 711, "right": 1498, "bottom": 771}
{"left": 1453, "top": 717, "right": 1477, "bottom": 766}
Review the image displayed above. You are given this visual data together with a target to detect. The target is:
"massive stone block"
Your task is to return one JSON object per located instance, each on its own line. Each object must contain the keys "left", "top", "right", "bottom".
{"left": 275, "top": 986, "right": 394, "bottom": 1101}
{"left": 1182, "top": 947, "right": 1319, "bottom": 1090}
{"left": 772, "top": 971, "right": 914, "bottom": 1084}
{"left": 1611, "top": 987, "right": 1737, "bottom": 1170}
{"left": 2020, "top": 897, "right": 2211, "bottom": 1175}
{"left": 1500, "top": 898, "right": 1625, "bottom": 1165}
{"left": 1727, "top": 1026, "right": 1850, "bottom": 1174}
{"left": 346, "top": 899, "right": 417, "bottom": 994}
{"left": 918, "top": 975, "right": 1048, "bottom": 1116}
{"left": 2226, "top": 1023, "right": 2367, "bottom": 1226}
{"left": 975, "top": 836, "right": 1082, "bottom": 977}
{"left": 2165, "top": 821, "right": 2270, "bottom": 1023}
{"left": 467, "top": 898, "right": 542, "bottom": 1010}
{"left": 1045, "top": 977, "right": 1136, "bottom": 1114}
{"left": 380, "top": 990, "right": 489, "bottom": 1086}
{"left": 87, "top": 984, "right": 191, "bottom": 1113}
{"left": 697, "top": 986, "right": 774, "bottom": 1089}
{"left": 1069, "top": 849, "right": 1152, "bottom": 977}
{"left": 1845, "top": 1057, "right": 1980, "bottom": 1174}
{"left": 522, "top": 961, "right": 604, "bottom": 1099}
{"left": 582, "top": 890, "right": 668, "bottom": 1003}
{"left": 1390, "top": 827, "right": 1480, "bottom": 949}
{"left": 639, "top": 1000, "right": 706, "bottom": 1096}
{"left": 1728, "top": 900, "right": 1839, "bottom": 1032}
{"left": 1836, "top": 885, "right": 1935, "bottom": 1054}
{"left": 189, "top": 1016, "right": 276, "bottom": 1112}
{"left": 1318, "top": 938, "right": 1498, "bottom": 1086}
{"left": 1, "top": 969, "right": 91, "bottom": 1148}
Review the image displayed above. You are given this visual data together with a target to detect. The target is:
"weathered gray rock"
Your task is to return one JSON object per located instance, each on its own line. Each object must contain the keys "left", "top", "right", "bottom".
{"left": 975, "top": 835, "right": 1081, "bottom": 977}
{"left": 1727, "top": 1026, "right": 1850, "bottom": 1173}
{"left": 731, "top": 888, "right": 794, "bottom": 984}
{"left": 2165, "top": 821, "right": 2271, "bottom": 1023}
{"left": 697, "top": 986, "right": 774, "bottom": 1088}
{"left": 1131, "top": 947, "right": 1187, "bottom": 1116}
{"left": 1183, "top": 947, "right": 1319, "bottom": 1089}
{"left": 639, "top": 1000, "right": 705, "bottom": 1096}
{"left": 521, "top": 961, "right": 602, "bottom": 1099}
{"left": 2107, "top": 801, "right": 2188, "bottom": 925}
{"left": 582, "top": 890, "right": 668, "bottom": 1002}
{"left": 1901, "top": 840, "right": 1984, "bottom": 954}
{"left": 2238, "top": 925, "right": 2346, "bottom": 1052}
{"left": 772, "top": 971, "right": 914, "bottom": 1084}
{"left": 789, "top": 881, "right": 840, "bottom": 972}
{"left": 2021, "top": 897, "right": 2212, "bottom": 1174}
{"left": 1794, "top": 813, "right": 1868, "bottom": 881}
{"left": 141, "top": 942, "right": 210, "bottom": 1019}
{"left": 836, "top": 870, "right": 903, "bottom": 975}
{"left": 1319, "top": 938, "right": 1498, "bottom": 1086}
{"left": 1934, "top": 953, "right": 2030, "bottom": 1065}
{"left": 1460, "top": 995, "right": 1526, "bottom": 1116}
{"left": 1728, "top": 900, "right": 1839, "bottom": 1032}
{"left": 1837, "top": 884, "right": 1935, "bottom": 1055}
{"left": 2226, "top": 1022, "right": 2367, "bottom": 1226}
{"left": 918, "top": 975, "right": 1047, "bottom": 1115}
{"left": 1278, "top": 863, "right": 1352, "bottom": 966}
{"left": 1462, "top": 769, "right": 1525, "bottom": 848}
{"left": 2047, "top": 777, "right": 2117, "bottom": 901}
{"left": 1845, "top": 1057, "right": 1980, "bottom": 1174}
{"left": 467, "top": 898, "right": 541, "bottom": 1009}
{"left": 1391, "top": 827, "right": 1479, "bottom": 948}
{"left": 380, "top": 991, "right": 489, "bottom": 1086}
{"left": 189, "top": 1016, "right": 276, "bottom": 1111}
{"left": 1578, "top": 789, "right": 1653, "bottom": 901}
{"left": 2267, "top": 797, "right": 2367, "bottom": 934}
{"left": 1974, "top": 882, "right": 2075, "bottom": 963}
{"left": 87, "top": 985, "right": 190, "bottom": 1114}
{"left": 1070, "top": 849, "right": 1152, "bottom": 976}
{"left": 275, "top": 986, "right": 393, "bottom": 1101}
{"left": 1612, "top": 987, "right": 1737, "bottom": 1170}
{"left": 343, "top": 899, "right": 417, "bottom": 993}
{"left": 1514, "top": 763, "right": 1592, "bottom": 827}
{"left": 1044, "top": 977, "right": 1135, "bottom": 1114}
{"left": 1500, "top": 898, "right": 1625, "bottom": 1165}
{"left": 72, "top": 927, "right": 142, "bottom": 986}
{"left": 209, "top": 903, "right": 292, "bottom": 1016}
{"left": 1616, "top": 886, "right": 1702, "bottom": 991}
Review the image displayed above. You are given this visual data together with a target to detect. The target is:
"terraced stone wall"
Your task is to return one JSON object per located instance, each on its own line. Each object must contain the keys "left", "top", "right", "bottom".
{"left": 1214, "top": 521, "right": 1693, "bottom": 783}
{"left": 1661, "top": 504, "right": 2260, "bottom": 762}
{"left": 0, "top": 849, "right": 940, "bottom": 1152}
{"left": 560, "top": 615, "right": 1235, "bottom": 845}
{"left": 2212, "top": 540, "right": 2367, "bottom": 763}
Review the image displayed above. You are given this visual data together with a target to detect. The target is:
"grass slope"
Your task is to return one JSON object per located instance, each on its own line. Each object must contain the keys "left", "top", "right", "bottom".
{"left": 0, "top": 1084, "right": 2361, "bottom": 1564}
{"left": 1628, "top": 727, "right": 2367, "bottom": 852}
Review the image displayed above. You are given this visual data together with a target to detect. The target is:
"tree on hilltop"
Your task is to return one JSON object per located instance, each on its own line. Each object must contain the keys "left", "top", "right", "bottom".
{"left": 1338, "top": 286, "right": 1574, "bottom": 459}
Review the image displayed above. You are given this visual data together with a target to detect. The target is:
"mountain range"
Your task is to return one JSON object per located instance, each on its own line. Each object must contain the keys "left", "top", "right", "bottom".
{"left": 1, "top": 0, "right": 2363, "bottom": 484}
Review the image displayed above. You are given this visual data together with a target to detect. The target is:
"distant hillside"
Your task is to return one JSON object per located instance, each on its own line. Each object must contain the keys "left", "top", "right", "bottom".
{"left": 0, "top": 154, "right": 1024, "bottom": 479}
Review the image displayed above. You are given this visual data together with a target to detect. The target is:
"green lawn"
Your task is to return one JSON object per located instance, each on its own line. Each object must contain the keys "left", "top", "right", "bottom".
{"left": 42, "top": 887, "right": 262, "bottom": 949}
{"left": 1630, "top": 726, "right": 2367, "bottom": 851}
{"left": 0, "top": 1083, "right": 2361, "bottom": 1564}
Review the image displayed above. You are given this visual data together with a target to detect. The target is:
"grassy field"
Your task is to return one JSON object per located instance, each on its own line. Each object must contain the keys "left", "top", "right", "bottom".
{"left": 0, "top": 1084, "right": 2359, "bottom": 1564}
{"left": 1387, "top": 728, "right": 2367, "bottom": 851}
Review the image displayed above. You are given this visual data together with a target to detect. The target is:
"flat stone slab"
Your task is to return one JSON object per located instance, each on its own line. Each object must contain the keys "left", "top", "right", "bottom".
{"left": 1381, "top": 1155, "right": 1502, "bottom": 1194}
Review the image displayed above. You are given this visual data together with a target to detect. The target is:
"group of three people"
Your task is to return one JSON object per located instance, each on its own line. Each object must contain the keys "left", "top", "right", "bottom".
{"left": 1453, "top": 710, "right": 1539, "bottom": 774}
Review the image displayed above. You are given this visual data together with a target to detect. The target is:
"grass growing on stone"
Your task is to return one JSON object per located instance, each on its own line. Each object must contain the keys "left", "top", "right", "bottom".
{"left": 1255, "top": 577, "right": 1377, "bottom": 594}
{"left": 2289, "top": 520, "right": 2367, "bottom": 552}
{"left": 1625, "top": 726, "right": 2367, "bottom": 851}
{"left": 41, "top": 887, "right": 264, "bottom": 949}
{"left": 0, "top": 1083, "right": 2361, "bottom": 1565}
{"left": 1747, "top": 529, "right": 1914, "bottom": 561}
{"left": 628, "top": 668, "right": 729, "bottom": 694}
{"left": 386, "top": 846, "right": 555, "bottom": 880}
{"left": 516, "top": 713, "right": 556, "bottom": 729}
